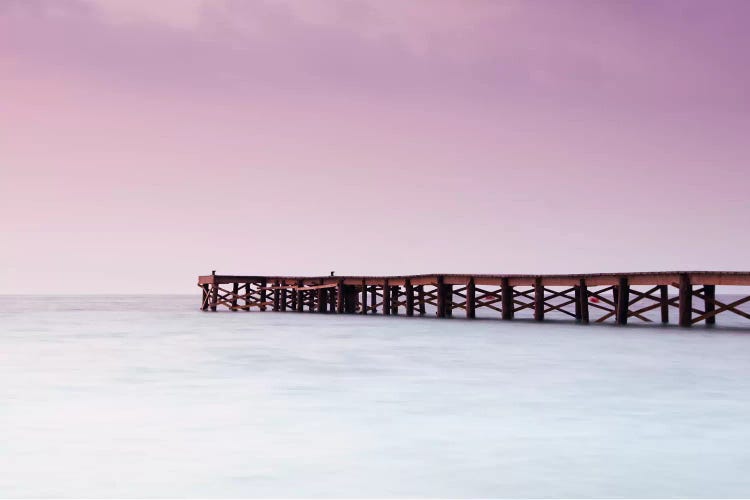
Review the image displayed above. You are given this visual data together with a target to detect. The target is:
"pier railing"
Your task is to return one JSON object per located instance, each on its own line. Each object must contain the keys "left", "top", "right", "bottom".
{"left": 197, "top": 272, "right": 750, "bottom": 327}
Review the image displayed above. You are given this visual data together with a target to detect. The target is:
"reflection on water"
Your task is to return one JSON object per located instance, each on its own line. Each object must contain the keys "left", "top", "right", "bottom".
{"left": 1, "top": 295, "right": 749, "bottom": 497}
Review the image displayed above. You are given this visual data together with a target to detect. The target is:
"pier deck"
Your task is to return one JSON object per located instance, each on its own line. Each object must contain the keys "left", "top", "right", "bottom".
{"left": 197, "top": 272, "right": 750, "bottom": 327}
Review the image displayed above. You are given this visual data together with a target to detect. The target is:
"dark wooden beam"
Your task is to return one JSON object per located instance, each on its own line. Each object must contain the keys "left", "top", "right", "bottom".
{"left": 210, "top": 284, "right": 218, "bottom": 312}
{"left": 679, "top": 273, "right": 692, "bottom": 327}
{"left": 296, "top": 280, "right": 304, "bottom": 312}
{"left": 405, "top": 279, "right": 414, "bottom": 316}
{"left": 616, "top": 276, "right": 629, "bottom": 325}
{"left": 436, "top": 276, "right": 446, "bottom": 318}
{"left": 361, "top": 280, "right": 367, "bottom": 315}
{"left": 201, "top": 284, "right": 209, "bottom": 310}
{"left": 579, "top": 279, "right": 589, "bottom": 324}
{"left": 704, "top": 284, "right": 716, "bottom": 325}
{"left": 501, "top": 278, "right": 513, "bottom": 320}
{"left": 466, "top": 278, "right": 476, "bottom": 319}
{"left": 272, "top": 280, "right": 280, "bottom": 312}
{"left": 391, "top": 286, "right": 399, "bottom": 315}
{"left": 418, "top": 285, "right": 426, "bottom": 315}
{"left": 260, "top": 278, "right": 267, "bottom": 311}
{"left": 660, "top": 285, "right": 669, "bottom": 323}
{"left": 336, "top": 279, "right": 344, "bottom": 314}
{"left": 383, "top": 279, "right": 391, "bottom": 316}
{"left": 534, "top": 277, "right": 544, "bottom": 321}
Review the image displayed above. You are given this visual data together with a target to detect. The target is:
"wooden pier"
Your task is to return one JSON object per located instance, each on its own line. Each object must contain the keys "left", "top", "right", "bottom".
{"left": 197, "top": 272, "right": 750, "bottom": 327}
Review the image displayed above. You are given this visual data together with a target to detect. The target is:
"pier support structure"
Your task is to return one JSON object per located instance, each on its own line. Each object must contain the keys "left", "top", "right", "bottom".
{"left": 198, "top": 272, "right": 750, "bottom": 328}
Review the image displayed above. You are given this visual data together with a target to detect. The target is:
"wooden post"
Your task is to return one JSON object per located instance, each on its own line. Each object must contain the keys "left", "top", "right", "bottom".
{"left": 679, "top": 273, "right": 692, "bottom": 327}
{"left": 534, "top": 277, "right": 544, "bottom": 321}
{"left": 260, "top": 278, "right": 267, "bottom": 311}
{"left": 704, "top": 284, "right": 716, "bottom": 325}
{"left": 272, "top": 280, "right": 280, "bottom": 312}
{"left": 466, "top": 278, "right": 476, "bottom": 319}
{"left": 280, "top": 282, "right": 287, "bottom": 312}
{"left": 383, "top": 279, "right": 391, "bottom": 316}
{"left": 242, "top": 283, "right": 251, "bottom": 311}
{"left": 296, "top": 281, "right": 304, "bottom": 312}
{"left": 328, "top": 285, "right": 336, "bottom": 312}
{"left": 336, "top": 280, "right": 344, "bottom": 314}
{"left": 370, "top": 285, "right": 377, "bottom": 314}
{"left": 308, "top": 284, "right": 316, "bottom": 311}
{"left": 418, "top": 285, "right": 426, "bottom": 315}
{"left": 659, "top": 285, "right": 669, "bottom": 323}
{"left": 436, "top": 276, "right": 446, "bottom": 318}
{"left": 445, "top": 284, "right": 453, "bottom": 317}
{"left": 210, "top": 283, "right": 218, "bottom": 312}
{"left": 405, "top": 279, "right": 414, "bottom": 317}
{"left": 361, "top": 280, "right": 367, "bottom": 315}
{"left": 579, "top": 279, "right": 589, "bottom": 324}
{"left": 616, "top": 277, "right": 629, "bottom": 325}
{"left": 574, "top": 285, "right": 582, "bottom": 321}
{"left": 317, "top": 287, "right": 326, "bottom": 313}
{"left": 231, "top": 282, "right": 239, "bottom": 310}
{"left": 391, "top": 286, "right": 400, "bottom": 315}
{"left": 344, "top": 285, "right": 357, "bottom": 313}
{"left": 501, "top": 278, "right": 513, "bottom": 320}
{"left": 201, "top": 284, "right": 209, "bottom": 310}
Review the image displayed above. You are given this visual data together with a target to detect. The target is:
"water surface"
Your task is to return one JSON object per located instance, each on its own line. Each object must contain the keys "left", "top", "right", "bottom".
{"left": 1, "top": 295, "right": 749, "bottom": 497}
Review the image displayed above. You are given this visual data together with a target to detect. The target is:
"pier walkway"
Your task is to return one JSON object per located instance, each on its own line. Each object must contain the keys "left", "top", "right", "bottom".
{"left": 197, "top": 272, "right": 750, "bottom": 327}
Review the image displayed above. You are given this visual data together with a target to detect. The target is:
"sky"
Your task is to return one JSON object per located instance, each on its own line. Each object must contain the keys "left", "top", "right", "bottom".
{"left": 1, "top": 0, "right": 749, "bottom": 294}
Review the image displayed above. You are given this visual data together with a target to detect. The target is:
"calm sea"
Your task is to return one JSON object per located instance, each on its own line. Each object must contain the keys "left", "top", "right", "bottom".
{"left": 1, "top": 295, "right": 749, "bottom": 497}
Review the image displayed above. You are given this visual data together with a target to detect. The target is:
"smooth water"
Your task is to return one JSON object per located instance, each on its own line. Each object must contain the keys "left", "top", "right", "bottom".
{"left": 1, "top": 295, "right": 750, "bottom": 498}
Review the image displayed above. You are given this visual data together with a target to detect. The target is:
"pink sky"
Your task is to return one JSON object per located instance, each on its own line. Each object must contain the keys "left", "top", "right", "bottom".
{"left": 1, "top": 0, "right": 749, "bottom": 293}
